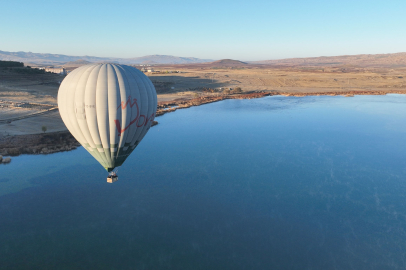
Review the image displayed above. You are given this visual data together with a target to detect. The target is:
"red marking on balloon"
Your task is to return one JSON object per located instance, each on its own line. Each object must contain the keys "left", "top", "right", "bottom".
{"left": 114, "top": 96, "right": 155, "bottom": 136}
{"left": 115, "top": 96, "right": 140, "bottom": 136}
{"left": 117, "top": 95, "right": 138, "bottom": 110}
{"left": 144, "top": 113, "right": 155, "bottom": 126}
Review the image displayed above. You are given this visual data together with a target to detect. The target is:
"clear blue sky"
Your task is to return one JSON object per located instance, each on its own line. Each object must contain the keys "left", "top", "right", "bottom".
{"left": 1, "top": 0, "right": 405, "bottom": 61}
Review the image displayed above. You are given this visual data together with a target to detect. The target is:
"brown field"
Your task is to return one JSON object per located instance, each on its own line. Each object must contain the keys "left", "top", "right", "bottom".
{"left": 1, "top": 62, "right": 406, "bottom": 137}
{"left": 148, "top": 61, "right": 406, "bottom": 95}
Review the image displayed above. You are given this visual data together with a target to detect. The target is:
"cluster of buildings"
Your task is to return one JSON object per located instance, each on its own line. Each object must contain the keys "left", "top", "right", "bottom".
{"left": 141, "top": 67, "right": 155, "bottom": 73}
{"left": 140, "top": 67, "right": 181, "bottom": 74}
{"left": 36, "top": 67, "right": 67, "bottom": 75}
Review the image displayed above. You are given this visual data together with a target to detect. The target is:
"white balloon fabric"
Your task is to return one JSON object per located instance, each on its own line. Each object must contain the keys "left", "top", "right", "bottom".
{"left": 58, "top": 64, "right": 157, "bottom": 172}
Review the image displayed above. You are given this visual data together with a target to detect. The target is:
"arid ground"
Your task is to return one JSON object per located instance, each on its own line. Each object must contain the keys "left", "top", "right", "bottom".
{"left": 1, "top": 60, "right": 406, "bottom": 137}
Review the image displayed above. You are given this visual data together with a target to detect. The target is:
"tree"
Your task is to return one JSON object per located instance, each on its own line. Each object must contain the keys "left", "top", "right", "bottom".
{"left": 42, "top": 126, "right": 47, "bottom": 133}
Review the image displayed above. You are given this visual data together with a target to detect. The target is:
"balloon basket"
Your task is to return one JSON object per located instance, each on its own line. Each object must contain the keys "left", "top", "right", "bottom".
{"left": 107, "top": 175, "right": 118, "bottom": 183}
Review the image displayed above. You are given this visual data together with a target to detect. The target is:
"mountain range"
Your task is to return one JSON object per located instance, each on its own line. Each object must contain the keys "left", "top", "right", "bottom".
{"left": 1, "top": 50, "right": 406, "bottom": 68}
{"left": 0, "top": 50, "right": 213, "bottom": 65}
{"left": 252, "top": 52, "right": 406, "bottom": 67}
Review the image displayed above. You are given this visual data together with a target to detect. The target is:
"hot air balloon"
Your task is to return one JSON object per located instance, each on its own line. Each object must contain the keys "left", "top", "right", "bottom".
{"left": 57, "top": 64, "right": 157, "bottom": 178}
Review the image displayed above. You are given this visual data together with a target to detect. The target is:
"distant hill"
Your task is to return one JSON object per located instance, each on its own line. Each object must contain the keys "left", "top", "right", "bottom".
{"left": 185, "top": 59, "right": 249, "bottom": 69}
{"left": 121, "top": 55, "right": 213, "bottom": 65}
{"left": 0, "top": 50, "right": 115, "bottom": 65}
{"left": 210, "top": 59, "right": 248, "bottom": 66}
{"left": 141, "top": 60, "right": 158, "bottom": 65}
{"left": 167, "top": 59, "right": 250, "bottom": 69}
{"left": 63, "top": 59, "right": 92, "bottom": 67}
{"left": 3, "top": 50, "right": 406, "bottom": 68}
{"left": 0, "top": 50, "right": 213, "bottom": 65}
{"left": 252, "top": 52, "right": 406, "bottom": 67}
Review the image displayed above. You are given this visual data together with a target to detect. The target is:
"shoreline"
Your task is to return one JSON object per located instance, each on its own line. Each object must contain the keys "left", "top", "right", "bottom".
{"left": 2, "top": 89, "right": 405, "bottom": 158}
{"left": 0, "top": 131, "right": 81, "bottom": 157}
{"left": 156, "top": 89, "right": 406, "bottom": 116}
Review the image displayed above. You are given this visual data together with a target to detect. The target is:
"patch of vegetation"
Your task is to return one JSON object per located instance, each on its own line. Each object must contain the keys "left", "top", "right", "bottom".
{"left": 0, "top": 60, "right": 24, "bottom": 67}
{"left": 151, "top": 80, "right": 174, "bottom": 93}
{"left": 201, "top": 87, "right": 219, "bottom": 93}
{"left": 11, "top": 67, "right": 46, "bottom": 74}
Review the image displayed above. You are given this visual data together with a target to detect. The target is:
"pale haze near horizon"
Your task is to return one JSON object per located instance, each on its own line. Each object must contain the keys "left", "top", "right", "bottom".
{"left": 1, "top": 0, "right": 405, "bottom": 61}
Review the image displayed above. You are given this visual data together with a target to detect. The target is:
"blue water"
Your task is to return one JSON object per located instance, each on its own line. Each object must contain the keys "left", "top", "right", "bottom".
{"left": 1, "top": 95, "right": 406, "bottom": 269}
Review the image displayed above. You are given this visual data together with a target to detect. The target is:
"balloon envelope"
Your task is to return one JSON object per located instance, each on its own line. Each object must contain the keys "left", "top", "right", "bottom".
{"left": 58, "top": 64, "right": 157, "bottom": 171}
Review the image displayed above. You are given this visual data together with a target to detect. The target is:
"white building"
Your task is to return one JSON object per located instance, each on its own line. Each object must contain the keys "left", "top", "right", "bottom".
{"left": 38, "top": 67, "right": 67, "bottom": 75}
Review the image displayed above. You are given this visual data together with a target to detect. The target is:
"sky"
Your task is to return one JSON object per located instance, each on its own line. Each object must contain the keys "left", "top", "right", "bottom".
{"left": 1, "top": 0, "right": 405, "bottom": 61}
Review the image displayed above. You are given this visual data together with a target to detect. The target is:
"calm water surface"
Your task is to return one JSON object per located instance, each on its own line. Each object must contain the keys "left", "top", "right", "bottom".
{"left": 1, "top": 95, "right": 406, "bottom": 269}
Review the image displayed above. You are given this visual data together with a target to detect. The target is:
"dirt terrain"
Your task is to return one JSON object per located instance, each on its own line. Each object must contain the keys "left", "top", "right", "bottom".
{"left": 2, "top": 63, "right": 406, "bottom": 132}
{"left": 147, "top": 60, "right": 406, "bottom": 94}
{"left": 1, "top": 59, "right": 406, "bottom": 157}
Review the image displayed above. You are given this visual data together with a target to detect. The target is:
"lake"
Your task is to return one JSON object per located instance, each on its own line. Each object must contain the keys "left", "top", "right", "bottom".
{"left": 1, "top": 95, "right": 406, "bottom": 269}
